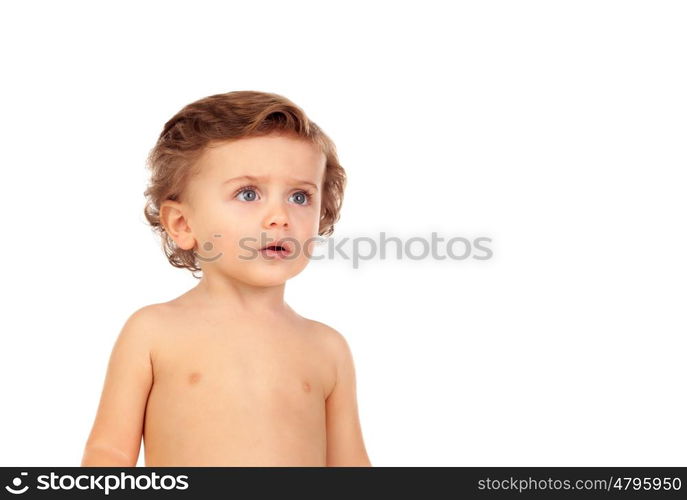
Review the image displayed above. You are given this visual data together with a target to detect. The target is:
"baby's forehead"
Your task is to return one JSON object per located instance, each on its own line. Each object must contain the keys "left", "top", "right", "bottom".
{"left": 196, "top": 135, "right": 326, "bottom": 182}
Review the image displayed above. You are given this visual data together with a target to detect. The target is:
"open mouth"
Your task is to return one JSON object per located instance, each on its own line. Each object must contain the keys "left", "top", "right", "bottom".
{"left": 259, "top": 241, "right": 293, "bottom": 257}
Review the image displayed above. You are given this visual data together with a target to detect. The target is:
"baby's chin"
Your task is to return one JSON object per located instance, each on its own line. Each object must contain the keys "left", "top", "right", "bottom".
{"left": 226, "top": 262, "right": 306, "bottom": 288}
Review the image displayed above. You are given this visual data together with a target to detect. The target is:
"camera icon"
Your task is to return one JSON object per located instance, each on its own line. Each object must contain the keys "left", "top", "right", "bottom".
{"left": 5, "top": 472, "right": 29, "bottom": 494}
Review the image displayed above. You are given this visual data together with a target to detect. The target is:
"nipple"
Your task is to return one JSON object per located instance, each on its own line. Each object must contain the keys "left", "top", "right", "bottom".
{"left": 188, "top": 372, "right": 202, "bottom": 385}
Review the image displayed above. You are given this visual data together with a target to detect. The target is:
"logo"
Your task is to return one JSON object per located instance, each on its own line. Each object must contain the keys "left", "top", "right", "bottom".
{"left": 5, "top": 472, "right": 29, "bottom": 495}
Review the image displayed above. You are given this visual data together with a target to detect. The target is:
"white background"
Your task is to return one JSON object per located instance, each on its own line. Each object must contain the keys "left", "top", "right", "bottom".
{"left": 1, "top": 0, "right": 685, "bottom": 466}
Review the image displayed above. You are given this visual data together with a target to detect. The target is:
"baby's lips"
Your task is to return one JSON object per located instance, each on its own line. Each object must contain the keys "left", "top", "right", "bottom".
{"left": 260, "top": 238, "right": 294, "bottom": 255}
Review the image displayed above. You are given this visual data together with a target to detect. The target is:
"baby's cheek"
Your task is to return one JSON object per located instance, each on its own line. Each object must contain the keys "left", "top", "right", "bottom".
{"left": 303, "top": 238, "right": 317, "bottom": 259}
{"left": 197, "top": 232, "right": 225, "bottom": 255}
{"left": 216, "top": 231, "right": 257, "bottom": 260}
{"left": 233, "top": 237, "right": 260, "bottom": 261}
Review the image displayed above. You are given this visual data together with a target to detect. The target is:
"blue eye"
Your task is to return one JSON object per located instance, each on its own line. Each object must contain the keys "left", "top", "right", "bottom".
{"left": 290, "top": 191, "right": 311, "bottom": 205}
{"left": 235, "top": 186, "right": 259, "bottom": 202}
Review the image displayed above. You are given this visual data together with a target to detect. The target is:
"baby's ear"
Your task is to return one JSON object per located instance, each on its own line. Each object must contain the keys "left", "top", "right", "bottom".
{"left": 159, "top": 200, "right": 196, "bottom": 251}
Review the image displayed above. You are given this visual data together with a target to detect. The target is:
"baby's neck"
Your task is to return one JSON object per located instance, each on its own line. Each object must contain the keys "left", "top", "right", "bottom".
{"left": 186, "top": 276, "right": 291, "bottom": 318}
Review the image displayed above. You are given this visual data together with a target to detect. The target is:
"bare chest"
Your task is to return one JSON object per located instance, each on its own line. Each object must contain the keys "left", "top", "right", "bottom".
{"left": 154, "top": 322, "right": 329, "bottom": 401}
{"left": 142, "top": 314, "right": 333, "bottom": 465}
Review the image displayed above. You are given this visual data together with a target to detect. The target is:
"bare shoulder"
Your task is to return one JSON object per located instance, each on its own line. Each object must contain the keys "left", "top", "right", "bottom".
{"left": 117, "top": 303, "right": 171, "bottom": 353}
{"left": 304, "top": 319, "right": 356, "bottom": 368}
{"left": 304, "top": 319, "right": 348, "bottom": 349}
{"left": 122, "top": 303, "right": 167, "bottom": 335}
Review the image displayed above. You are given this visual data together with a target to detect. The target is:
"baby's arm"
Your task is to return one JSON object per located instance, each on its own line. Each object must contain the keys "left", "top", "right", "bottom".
{"left": 324, "top": 328, "right": 371, "bottom": 467}
{"left": 81, "top": 307, "right": 156, "bottom": 466}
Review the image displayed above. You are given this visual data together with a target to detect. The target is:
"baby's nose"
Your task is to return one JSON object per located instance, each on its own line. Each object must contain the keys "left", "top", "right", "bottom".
{"left": 264, "top": 209, "right": 289, "bottom": 228}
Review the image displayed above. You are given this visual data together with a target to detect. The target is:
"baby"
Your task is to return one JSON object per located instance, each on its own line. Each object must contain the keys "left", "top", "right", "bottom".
{"left": 81, "top": 91, "right": 371, "bottom": 467}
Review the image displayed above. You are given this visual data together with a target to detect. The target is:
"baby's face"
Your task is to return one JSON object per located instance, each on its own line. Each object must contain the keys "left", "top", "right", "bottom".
{"left": 182, "top": 132, "right": 326, "bottom": 286}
